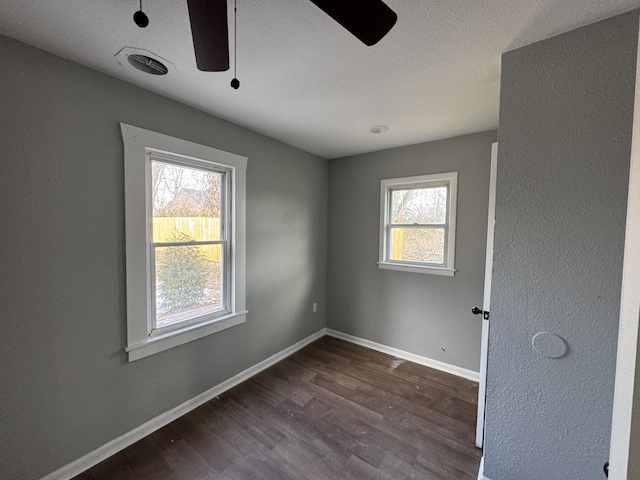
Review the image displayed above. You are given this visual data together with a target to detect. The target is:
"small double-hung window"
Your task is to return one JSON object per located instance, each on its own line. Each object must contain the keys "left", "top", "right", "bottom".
{"left": 378, "top": 172, "right": 458, "bottom": 276}
{"left": 121, "top": 124, "right": 247, "bottom": 361}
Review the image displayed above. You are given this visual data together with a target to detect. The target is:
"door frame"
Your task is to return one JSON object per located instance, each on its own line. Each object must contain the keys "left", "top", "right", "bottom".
{"left": 608, "top": 29, "right": 640, "bottom": 478}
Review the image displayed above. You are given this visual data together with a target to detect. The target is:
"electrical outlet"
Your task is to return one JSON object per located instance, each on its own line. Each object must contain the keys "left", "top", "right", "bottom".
{"left": 312, "top": 302, "right": 318, "bottom": 313}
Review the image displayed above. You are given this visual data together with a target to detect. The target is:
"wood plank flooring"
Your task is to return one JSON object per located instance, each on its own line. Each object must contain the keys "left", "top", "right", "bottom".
{"left": 73, "top": 336, "right": 481, "bottom": 480}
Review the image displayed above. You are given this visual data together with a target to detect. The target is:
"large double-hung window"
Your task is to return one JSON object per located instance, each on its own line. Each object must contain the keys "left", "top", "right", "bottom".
{"left": 150, "top": 155, "right": 229, "bottom": 328}
{"left": 121, "top": 124, "right": 247, "bottom": 361}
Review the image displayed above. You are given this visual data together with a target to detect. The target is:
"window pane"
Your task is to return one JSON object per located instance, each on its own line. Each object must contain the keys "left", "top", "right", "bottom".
{"left": 151, "top": 161, "right": 222, "bottom": 242}
{"left": 390, "top": 227, "right": 445, "bottom": 264}
{"left": 391, "top": 187, "right": 447, "bottom": 225}
{"left": 154, "top": 244, "right": 224, "bottom": 327}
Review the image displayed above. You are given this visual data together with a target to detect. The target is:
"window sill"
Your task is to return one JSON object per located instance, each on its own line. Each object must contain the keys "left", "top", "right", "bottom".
{"left": 377, "top": 262, "right": 455, "bottom": 276}
{"left": 125, "top": 311, "right": 248, "bottom": 362}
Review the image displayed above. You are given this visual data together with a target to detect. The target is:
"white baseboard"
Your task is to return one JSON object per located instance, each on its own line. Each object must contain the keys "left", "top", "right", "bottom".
{"left": 41, "top": 328, "right": 327, "bottom": 480}
{"left": 325, "top": 329, "right": 480, "bottom": 382}
{"left": 477, "top": 456, "right": 493, "bottom": 480}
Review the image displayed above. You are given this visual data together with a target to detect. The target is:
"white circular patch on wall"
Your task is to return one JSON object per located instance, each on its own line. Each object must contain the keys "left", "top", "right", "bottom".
{"left": 532, "top": 332, "right": 567, "bottom": 359}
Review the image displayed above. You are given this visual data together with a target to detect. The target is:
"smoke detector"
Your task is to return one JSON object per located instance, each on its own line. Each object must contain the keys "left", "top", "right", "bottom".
{"left": 115, "top": 47, "right": 177, "bottom": 76}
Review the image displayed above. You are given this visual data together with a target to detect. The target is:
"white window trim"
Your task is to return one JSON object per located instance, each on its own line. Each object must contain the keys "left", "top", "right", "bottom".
{"left": 378, "top": 172, "right": 458, "bottom": 276}
{"left": 121, "top": 123, "right": 247, "bottom": 361}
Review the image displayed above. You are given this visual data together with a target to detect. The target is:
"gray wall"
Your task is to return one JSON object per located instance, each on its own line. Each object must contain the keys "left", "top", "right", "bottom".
{"left": 327, "top": 131, "right": 496, "bottom": 372}
{"left": 0, "top": 35, "right": 328, "bottom": 479}
{"left": 484, "top": 11, "right": 637, "bottom": 480}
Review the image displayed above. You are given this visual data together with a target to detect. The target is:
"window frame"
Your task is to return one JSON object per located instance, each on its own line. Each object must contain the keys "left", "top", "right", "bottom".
{"left": 121, "top": 124, "right": 247, "bottom": 361}
{"left": 378, "top": 172, "right": 458, "bottom": 276}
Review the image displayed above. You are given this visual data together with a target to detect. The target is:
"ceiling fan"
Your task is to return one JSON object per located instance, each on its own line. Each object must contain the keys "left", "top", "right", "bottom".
{"left": 185, "top": 0, "right": 398, "bottom": 72}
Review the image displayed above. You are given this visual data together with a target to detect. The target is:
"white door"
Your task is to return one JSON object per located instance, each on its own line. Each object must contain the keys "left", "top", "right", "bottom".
{"left": 475, "top": 142, "right": 498, "bottom": 448}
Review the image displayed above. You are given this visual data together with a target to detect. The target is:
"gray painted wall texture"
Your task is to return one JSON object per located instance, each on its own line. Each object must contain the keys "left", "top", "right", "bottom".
{"left": 327, "top": 131, "right": 496, "bottom": 372}
{"left": 484, "top": 11, "right": 637, "bottom": 480}
{"left": 0, "top": 35, "right": 328, "bottom": 479}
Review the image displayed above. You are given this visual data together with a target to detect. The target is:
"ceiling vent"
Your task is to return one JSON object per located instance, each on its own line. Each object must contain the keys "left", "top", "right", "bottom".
{"left": 115, "top": 47, "right": 177, "bottom": 76}
{"left": 127, "top": 54, "right": 168, "bottom": 75}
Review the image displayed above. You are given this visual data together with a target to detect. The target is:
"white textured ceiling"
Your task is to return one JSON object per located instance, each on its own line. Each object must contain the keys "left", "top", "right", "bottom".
{"left": 0, "top": 1, "right": 638, "bottom": 158}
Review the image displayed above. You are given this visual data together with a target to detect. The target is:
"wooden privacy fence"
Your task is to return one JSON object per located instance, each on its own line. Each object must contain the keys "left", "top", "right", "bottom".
{"left": 153, "top": 217, "right": 221, "bottom": 262}
{"left": 391, "top": 228, "right": 404, "bottom": 260}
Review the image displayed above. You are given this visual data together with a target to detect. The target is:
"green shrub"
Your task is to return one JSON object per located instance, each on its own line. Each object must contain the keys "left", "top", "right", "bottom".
{"left": 157, "top": 233, "right": 208, "bottom": 312}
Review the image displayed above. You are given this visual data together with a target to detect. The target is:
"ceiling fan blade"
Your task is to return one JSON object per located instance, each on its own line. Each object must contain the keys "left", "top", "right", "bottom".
{"left": 309, "top": 0, "right": 397, "bottom": 46}
{"left": 186, "top": 0, "right": 229, "bottom": 71}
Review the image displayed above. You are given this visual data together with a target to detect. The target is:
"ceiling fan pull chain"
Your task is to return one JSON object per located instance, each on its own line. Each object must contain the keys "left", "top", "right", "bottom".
{"left": 231, "top": 0, "right": 240, "bottom": 89}
{"left": 133, "top": 0, "right": 149, "bottom": 28}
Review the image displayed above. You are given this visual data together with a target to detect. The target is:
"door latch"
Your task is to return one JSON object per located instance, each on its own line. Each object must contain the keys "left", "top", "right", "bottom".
{"left": 472, "top": 307, "right": 490, "bottom": 320}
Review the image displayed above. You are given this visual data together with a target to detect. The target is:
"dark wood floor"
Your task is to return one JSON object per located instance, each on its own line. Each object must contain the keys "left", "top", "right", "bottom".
{"left": 74, "top": 336, "right": 481, "bottom": 480}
